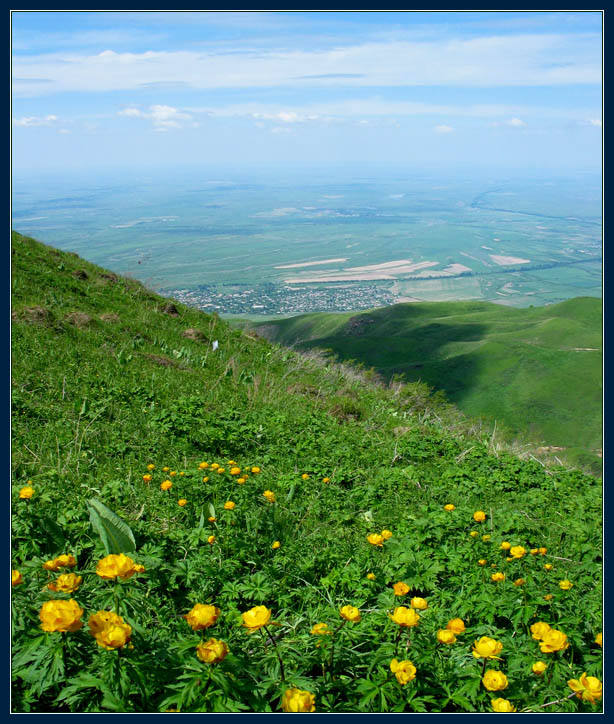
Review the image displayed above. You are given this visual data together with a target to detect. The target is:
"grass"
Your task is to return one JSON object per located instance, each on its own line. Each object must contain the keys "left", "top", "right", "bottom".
{"left": 11, "top": 231, "right": 602, "bottom": 713}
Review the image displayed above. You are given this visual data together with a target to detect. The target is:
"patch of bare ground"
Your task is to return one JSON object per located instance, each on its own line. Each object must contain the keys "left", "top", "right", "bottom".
{"left": 160, "top": 303, "right": 180, "bottom": 317}
{"left": 99, "top": 272, "right": 118, "bottom": 284}
{"left": 344, "top": 315, "right": 375, "bottom": 336}
{"left": 100, "top": 313, "right": 120, "bottom": 323}
{"left": 181, "top": 328, "right": 205, "bottom": 341}
{"left": 144, "top": 354, "right": 177, "bottom": 367}
{"left": 12, "top": 306, "right": 52, "bottom": 324}
{"left": 65, "top": 312, "right": 93, "bottom": 327}
{"left": 72, "top": 269, "right": 89, "bottom": 280}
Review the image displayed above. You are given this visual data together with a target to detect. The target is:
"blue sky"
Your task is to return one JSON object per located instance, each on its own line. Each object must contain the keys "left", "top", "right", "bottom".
{"left": 11, "top": 11, "right": 602, "bottom": 175}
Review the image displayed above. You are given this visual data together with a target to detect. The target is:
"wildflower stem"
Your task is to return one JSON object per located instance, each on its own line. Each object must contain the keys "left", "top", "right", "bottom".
{"left": 394, "top": 626, "right": 402, "bottom": 657}
{"left": 521, "top": 691, "right": 577, "bottom": 712}
{"left": 329, "top": 620, "right": 347, "bottom": 678}
{"left": 264, "top": 625, "right": 286, "bottom": 683}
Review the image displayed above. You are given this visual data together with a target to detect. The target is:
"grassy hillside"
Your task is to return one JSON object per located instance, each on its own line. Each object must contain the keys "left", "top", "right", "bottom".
{"left": 11, "top": 232, "right": 602, "bottom": 713}
{"left": 249, "top": 299, "right": 602, "bottom": 474}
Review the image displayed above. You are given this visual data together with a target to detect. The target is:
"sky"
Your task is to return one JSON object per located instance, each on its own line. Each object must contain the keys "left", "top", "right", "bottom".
{"left": 11, "top": 11, "right": 603, "bottom": 176}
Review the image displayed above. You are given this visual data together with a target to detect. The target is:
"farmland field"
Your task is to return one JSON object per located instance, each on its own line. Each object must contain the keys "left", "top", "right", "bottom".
{"left": 12, "top": 166, "right": 601, "bottom": 316}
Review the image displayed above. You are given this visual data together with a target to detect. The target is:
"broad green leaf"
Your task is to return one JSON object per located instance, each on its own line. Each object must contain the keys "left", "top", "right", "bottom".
{"left": 87, "top": 498, "right": 135, "bottom": 555}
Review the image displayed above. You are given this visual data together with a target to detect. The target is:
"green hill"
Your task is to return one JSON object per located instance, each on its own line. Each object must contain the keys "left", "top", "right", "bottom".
{"left": 11, "top": 232, "right": 602, "bottom": 713}
{"left": 249, "top": 299, "right": 602, "bottom": 474}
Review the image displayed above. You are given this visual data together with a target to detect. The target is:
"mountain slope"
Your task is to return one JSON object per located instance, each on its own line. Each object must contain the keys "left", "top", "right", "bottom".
{"left": 11, "top": 232, "right": 602, "bottom": 714}
{"left": 249, "top": 299, "right": 602, "bottom": 473}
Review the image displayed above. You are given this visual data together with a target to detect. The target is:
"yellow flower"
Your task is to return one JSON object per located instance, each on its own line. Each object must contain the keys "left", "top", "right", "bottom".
{"left": 184, "top": 604, "right": 221, "bottom": 631}
{"left": 482, "top": 670, "right": 508, "bottom": 692}
{"left": 242, "top": 605, "right": 272, "bottom": 631}
{"left": 500, "top": 541, "right": 511, "bottom": 550}
{"left": 472, "top": 636, "right": 503, "bottom": 659}
{"left": 322, "top": 477, "right": 330, "bottom": 483}
{"left": 237, "top": 478, "right": 246, "bottom": 484}
{"left": 510, "top": 546, "right": 526, "bottom": 559}
{"left": 19, "top": 486, "right": 34, "bottom": 499}
{"left": 210, "top": 463, "right": 219, "bottom": 470}
{"left": 532, "top": 661, "right": 548, "bottom": 675}
{"left": 196, "top": 638, "right": 229, "bottom": 665}
{"left": 595, "top": 632, "right": 602, "bottom": 647}
{"left": 272, "top": 541, "right": 281, "bottom": 550}
{"left": 366, "top": 572, "right": 376, "bottom": 580}
{"left": 12, "top": 570, "right": 23, "bottom": 586}
{"left": 88, "top": 610, "right": 123, "bottom": 636}
{"left": 543, "top": 594, "right": 553, "bottom": 601}
{"left": 207, "top": 535, "right": 216, "bottom": 545}
{"left": 544, "top": 563, "right": 553, "bottom": 571}
{"left": 446, "top": 618, "right": 466, "bottom": 634}
{"left": 227, "top": 460, "right": 236, "bottom": 466}
{"left": 559, "top": 579, "right": 573, "bottom": 590}
{"left": 444, "top": 504, "right": 455, "bottom": 511}
{"left": 478, "top": 559, "right": 487, "bottom": 566}
{"left": 491, "top": 698, "right": 516, "bottom": 712}
{"left": 301, "top": 473, "right": 309, "bottom": 480}
{"left": 470, "top": 531, "right": 479, "bottom": 538}
{"left": 170, "top": 471, "right": 177, "bottom": 477}
{"left": 473, "top": 510, "right": 486, "bottom": 522}
{"left": 39, "top": 599, "right": 84, "bottom": 633}
{"left": 162, "top": 466, "right": 170, "bottom": 472}
{"left": 539, "top": 629, "right": 569, "bottom": 653}
{"left": 437, "top": 629, "right": 457, "bottom": 644}
{"left": 146, "top": 464, "right": 155, "bottom": 471}
{"left": 134, "top": 564, "right": 145, "bottom": 573}
{"left": 96, "top": 553, "right": 138, "bottom": 581}
{"left": 339, "top": 605, "right": 361, "bottom": 623}
{"left": 216, "top": 468, "right": 225, "bottom": 474}
{"left": 530, "top": 548, "right": 539, "bottom": 555}
{"left": 381, "top": 529, "right": 393, "bottom": 540}
{"left": 208, "top": 516, "right": 216, "bottom": 522}
{"left": 491, "top": 572, "right": 505, "bottom": 582}
{"left": 202, "top": 476, "right": 210, "bottom": 483}
{"left": 251, "top": 466, "right": 261, "bottom": 474}
{"left": 178, "top": 499, "right": 187, "bottom": 507}
{"left": 539, "top": 547, "right": 547, "bottom": 555}
{"left": 392, "top": 582, "right": 410, "bottom": 596}
{"left": 482, "top": 534, "right": 491, "bottom": 542}
{"left": 199, "top": 462, "right": 209, "bottom": 469}
{"left": 530, "top": 622, "right": 551, "bottom": 640}
{"left": 142, "top": 474, "right": 152, "bottom": 483}
{"left": 513, "top": 578, "right": 526, "bottom": 587}
{"left": 95, "top": 621, "right": 132, "bottom": 650}
{"left": 160, "top": 480, "right": 172, "bottom": 491}
{"left": 389, "top": 606, "right": 420, "bottom": 628}
{"left": 367, "top": 533, "right": 384, "bottom": 547}
{"left": 390, "top": 659, "right": 416, "bottom": 685}
{"left": 263, "top": 490, "right": 276, "bottom": 503}
{"left": 311, "top": 623, "right": 332, "bottom": 636}
{"left": 48, "top": 573, "right": 82, "bottom": 593}
{"left": 281, "top": 689, "right": 316, "bottom": 713}
{"left": 410, "top": 597, "right": 428, "bottom": 610}
{"left": 230, "top": 467, "right": 241, "bottom": 476}
{"left": 224, "top": 501, "right": 236, "bottom": 510}
{"left": 568, "top": 673, "right": 602, "bottom": 703}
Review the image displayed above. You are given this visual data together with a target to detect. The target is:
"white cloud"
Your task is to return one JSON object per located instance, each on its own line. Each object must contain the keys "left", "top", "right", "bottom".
{"left": 12, "top": 33, "right": 601, "bottom": 97}
{"left": 12, "top": 114, "right": 59, "bottom": 126}
{"left": 117, "top": 104, "right": 192, "bottom": 129}
{"left": 118, "top": 107, "right": 142, "bottom": 117}
{"left": 507, "top": 117, "right": 526, "bottom": 126}
{"left": 589, "top": 118, "right": 602, "bottom": 127}
{"left": 435, "top": 124, "right": 453, "bottom": 133}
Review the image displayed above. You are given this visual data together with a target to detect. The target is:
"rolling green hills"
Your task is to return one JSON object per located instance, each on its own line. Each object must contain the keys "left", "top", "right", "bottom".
{"left": 11, "top": 231, "right": 602, "bottom": 713}
{"left": 248, "top": 299, "right": 602, "bottom": 474}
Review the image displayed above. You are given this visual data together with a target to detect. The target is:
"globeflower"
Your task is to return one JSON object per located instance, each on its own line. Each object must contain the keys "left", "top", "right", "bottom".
{"left": 568, "top": 673, "right": 602, "bottom": 703}
{"left": 142, "top": 474, "right": 152, "bottom": 483}
{"left": 530, "top": 622, "right": 551, "bottom": 640}
{"left": 491, "top": 572, "right": 505, "bottom": 583}
{"left": 539, "top": 547, "right": 547, "bottom": 555}
{"left": 339, "top": 605, "right": 361, "bottom": 623}
{"left": 19, "top": 486, "right": 34, "bottom": 499}
{"left": 196, "top": 638, "right": 229, "bottom": 665}
{"left": 473, "top": 511, "right": 486, "bottom": 522}
{"left": 539, "top": 629, "right": 569, "bottom": 653}
{"left": 410, "top": 597, "right": 428, "bottom": 610}
{"left": 199, "top": 462, "right": 209, "bottom": 469}
{"left": 311, "top": 623, "right": 332, "bottom": 636}
{"left": 510, "top": 546, "right": 526, "bottom": 559}
{"left": 48, "top": 573, "right": 82, "bottom": 593}
{"left": 55, "top": 554, "right": 77, "bottom": 568}
{"left": 390, "top": 659, "right": 416, "bottom": 685}
{"left": 160, "top": 480, "right": 172, "bottom": 491}
{"left": 184, "top": 604, "right": 220, "bottom": 631}
{"left": 470, "top": 531, "right": 479, "bottom": 538}
{"left": 12, "top": 570, "right": 23, "bottom": 586}
{"left": 392, "top": 582, "right": 409, "bottom": 596}
{"left": 544, "top": 563, "right": 553, "bottom": 571}
{"left": 96, "top": 553, "right": 138, "bottom": 581}
{"left": 444, "top": 504, "right": 455, "bottom": 511}
{"left": 147, "top": 464, "right": 155, "bottom": 471}
{"left": 559, "top": 579, "right": 573, "bottom": 590}
{"left": 301, "top": 473, "right": 309, "bottom": 480}
{"left": 472, "top": 636, "right": 503, "bottom": 659}
{"left": 482, "top": 670, "right": 508, "bottom": 692}
{"left": 322, "top": 477, "right": 330, "bottom": 483}
{"left": 530, "top": 548, "right": 539, "bottom": 555}
{"left": 178, "top": 499, "right": 187, "bottom": 507}
{"left": 478, "top": 559, "right": 487, "bottom": 566}
{"left": 595, "top": 632, "right": 602, "bottom": 647}
{"left": 39, "top": 599, "right": 84, "bottom": 633}
{"left": 437, "top": 629, "right": 457, "bottom": 644}
{"left": 95, "top": 621, "right": 132, "bottom": 650}
{"left": 251, "top": 467, "right": 261, "bottom": 474}
{"left": 88, "top": 610, "right": 123, "bottom": 636}
{"left": 262, "top": 490, "right": 276, "bottom": 503}
{"left": 242, "top": 605, "right": 272, "bottom": 632}
{"left": 532, "top": 661, "right": 548, "bottom": 675}
{"left": 500, "top": 541, "right": 511, "bottom": 551}
{"left": 513, "top": 578, "right": 526, "bottom": 587}
{"left": 230, "top": 467, "right": 241, "bottom": 476}
{"left": 381, "top": 529, "right": 393, "bottom": 540}
{"left": 366, "top": 572, "right": 376, "bottom": 580}
{"left": 491, "top": 698, "right": 516, "bottom": 712}
{"left": 281, "top": 689, "right": 315, "bottom": 713}
{"left": 367, "top": 533, "right": 384, "bottom": 547}
{"left": 482, "top": 535, "right": 491, "bottom": 542}
{"left": 207, "top": 535, "right": 216, "bottom": 545}
{"left": 389, "top": 606, "right": 420, "bottom": 628}
{"left": 446, "top": 618, "right": 466, "bottom": 634}
{"left": 223, "top": 501, "right": 235, "bottom": 510}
